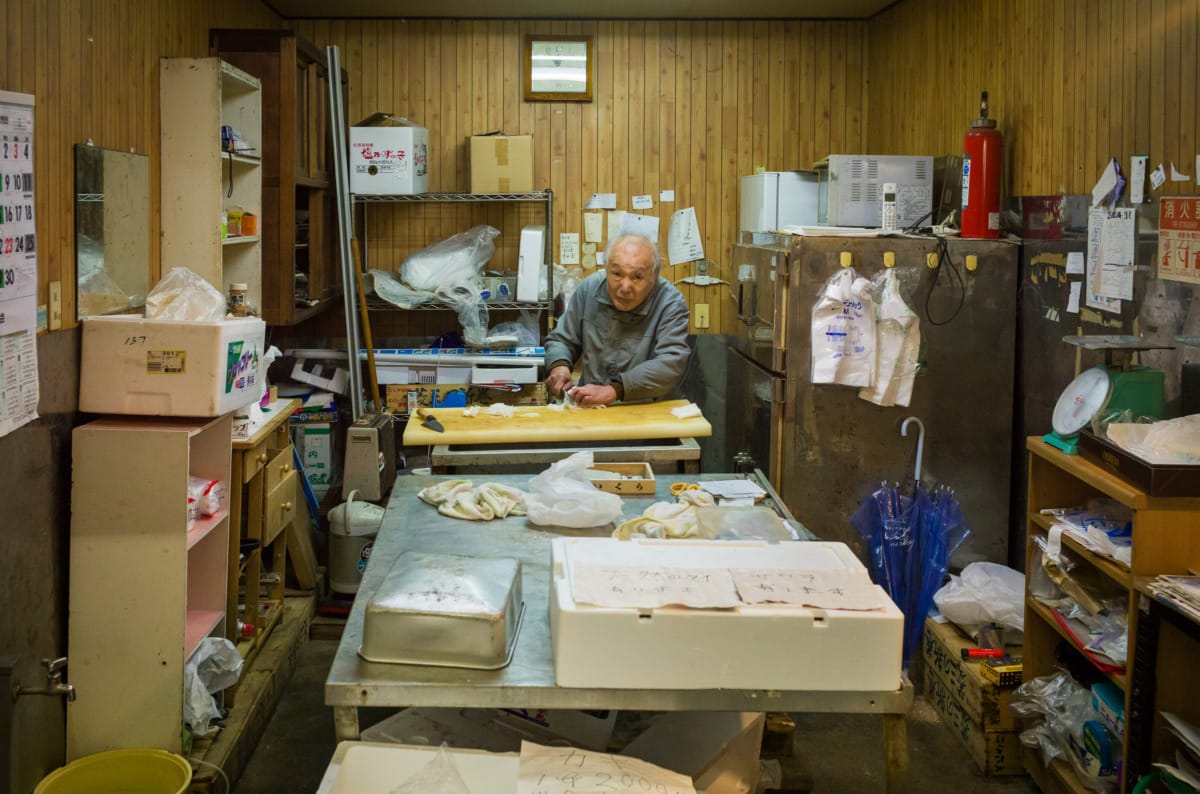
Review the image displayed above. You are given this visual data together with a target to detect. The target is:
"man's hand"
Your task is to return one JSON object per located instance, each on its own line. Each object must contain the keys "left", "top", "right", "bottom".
{"left": 570, "top": 383, "right": 618, "bottom": 407}
{"left": 545, "top": 364, "right": 574, "bottom": 398}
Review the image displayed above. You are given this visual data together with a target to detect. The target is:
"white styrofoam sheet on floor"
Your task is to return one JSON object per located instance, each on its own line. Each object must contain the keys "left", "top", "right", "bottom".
{"left": 317, "top": 742, "right": 518, "bottom": 794}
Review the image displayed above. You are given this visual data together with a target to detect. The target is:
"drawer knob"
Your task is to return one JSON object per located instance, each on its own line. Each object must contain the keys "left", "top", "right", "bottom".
{"left": 281, "top": 464, "right": 292, "bottom": 474}
{"left": 282, "top": 502, "right": 293, "bottom": 511}
{"left": 257, "top": 453, "right": 268, "bottom": 464}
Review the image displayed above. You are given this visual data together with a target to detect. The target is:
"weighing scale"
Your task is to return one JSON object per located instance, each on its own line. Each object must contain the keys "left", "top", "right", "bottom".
{"left": 1044, "top": 335, "right": 1172, "bottom": 455}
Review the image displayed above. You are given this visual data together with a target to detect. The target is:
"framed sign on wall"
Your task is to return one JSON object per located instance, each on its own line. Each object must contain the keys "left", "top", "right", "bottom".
{"left": 524, "top": 35, "right": 593, "bottom": 102}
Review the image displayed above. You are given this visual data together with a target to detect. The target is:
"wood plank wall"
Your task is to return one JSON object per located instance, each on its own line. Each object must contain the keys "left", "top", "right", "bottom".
{"left": 7, "top": 1, "right": 1198, "bottom": 336}
{"left": 0, "top": 0, "right": 279, "bottom": 329}
{"left": 869, "top": 0, "right": 1200, "bottom": 199}
{"left": 290, "top": 19, "right": 870, "bottom": 339}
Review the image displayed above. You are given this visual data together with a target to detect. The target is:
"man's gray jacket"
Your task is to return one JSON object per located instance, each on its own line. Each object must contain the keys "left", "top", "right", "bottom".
{"left": 544, "top": 271, "right": 691, "bottom": 402}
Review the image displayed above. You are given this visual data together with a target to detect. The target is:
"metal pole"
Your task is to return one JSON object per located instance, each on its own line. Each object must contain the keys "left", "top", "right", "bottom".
{"left": 326, "top": 45, "right": 364, "bottom": 419}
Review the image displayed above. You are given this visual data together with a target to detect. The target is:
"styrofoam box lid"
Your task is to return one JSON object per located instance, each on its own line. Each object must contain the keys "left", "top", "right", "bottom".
{"left": 556, "top": 537, "right": 867, "bottom": 576}
{"left": 319, "top": 742, "right": 518, "bottom": 794}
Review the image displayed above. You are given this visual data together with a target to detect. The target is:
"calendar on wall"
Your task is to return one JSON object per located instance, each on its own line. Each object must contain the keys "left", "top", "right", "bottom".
{"left": 0, "top": 90, "right": 39, "bottom": 438}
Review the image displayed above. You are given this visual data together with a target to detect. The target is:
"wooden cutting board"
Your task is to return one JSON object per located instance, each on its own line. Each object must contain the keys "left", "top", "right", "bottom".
{"left": 402, "top": 399, "right": 712, "bottom": 446}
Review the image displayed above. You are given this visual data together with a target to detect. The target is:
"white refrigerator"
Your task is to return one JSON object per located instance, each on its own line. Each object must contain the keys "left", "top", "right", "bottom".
{"left": 738, "top": 171, "right": 819, "bottom": 233}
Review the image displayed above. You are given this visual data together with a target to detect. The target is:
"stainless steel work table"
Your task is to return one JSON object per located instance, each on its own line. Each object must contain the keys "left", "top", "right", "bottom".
{"left": 325, "top": 471, "right": 914, "bottom": 791}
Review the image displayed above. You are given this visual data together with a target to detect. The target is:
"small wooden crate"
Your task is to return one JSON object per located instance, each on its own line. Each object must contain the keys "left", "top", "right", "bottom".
{"left": 587, "top": 462, "right": 656, "bottom": 495}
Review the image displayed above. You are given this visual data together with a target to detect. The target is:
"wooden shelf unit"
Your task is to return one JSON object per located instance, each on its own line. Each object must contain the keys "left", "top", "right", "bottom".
{"left": 67, "top": 414, "right": 233, "bottom": 759}
{"left": 211, "top": 28, "right": 345, "bottom": 326}
{"left": 1022, "top": 437, "right": 1200, "bottom": 792}
{"left": 160, "top": 57, "right": 263, "bottom": 312}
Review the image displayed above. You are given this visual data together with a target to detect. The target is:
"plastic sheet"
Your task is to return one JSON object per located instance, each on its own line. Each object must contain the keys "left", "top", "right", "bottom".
{"left": 525, "top": 451, "right": 623, "bottom": 529}
{"left": 145, "top": 266, "right": 228, "bottom": 321}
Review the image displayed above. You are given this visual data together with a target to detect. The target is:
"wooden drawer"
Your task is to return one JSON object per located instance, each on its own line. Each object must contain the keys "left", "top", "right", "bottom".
{"left": 238, "top": 439, "right": 272, "bottom": 484}
{"left": 264, "top": 469, "right": 298, "bottom": 545}
{"left": 264, "top": 444, "right": 296, "bottom": 492}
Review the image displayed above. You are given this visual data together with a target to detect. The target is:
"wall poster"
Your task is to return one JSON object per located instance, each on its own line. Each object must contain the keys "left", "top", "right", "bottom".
{"left": 1158, "top": 196, "right": 1200, "bottom": 284}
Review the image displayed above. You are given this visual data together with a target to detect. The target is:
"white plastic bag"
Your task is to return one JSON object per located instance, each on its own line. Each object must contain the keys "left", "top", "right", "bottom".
{"left": 146, "top": 266, "right": 228, "bottom": 321}
{"left": 524, "top": 451, "right": 623, "bottom": 528}
{"left": 183, "top": 637, "right": 243, "bottom": 737}
{"left": 933, "top": 561, "right": 1025, "bottom": 634}
{"left": 811, "top": 268, "right": 876, "bottom": 387}
{"left": 388, "top": 744, "right": 470, "bottom": 794}
{"left": 859, "top": 269, "right": 920, "bottom": 407}
{"left": 400, "top": 224, "right": 499, "bottom": 291}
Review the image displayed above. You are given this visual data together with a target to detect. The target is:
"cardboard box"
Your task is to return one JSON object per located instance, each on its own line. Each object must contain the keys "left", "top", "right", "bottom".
{"left": 79, "top": 315, "right": 266, "bottom": 417}
{"left": 350, "top": 114, "right": 429, "bottom": 195}
{"left": 586, "top": 462, "right": 656, "bottom": 495}
{"left": 922, "top": 663, "right": 1024, "bottom": 775}
{"left": 921, "top": 618, "right": 1021, "bottom": 732}
{"left": 294, "top": 422, "right": 336, "bottom": 498}
{"left": 470, "top": 133, "right": 533, "bottom": 193}
{"left": 385, "top": 383, "right": 547, "bottom": 414}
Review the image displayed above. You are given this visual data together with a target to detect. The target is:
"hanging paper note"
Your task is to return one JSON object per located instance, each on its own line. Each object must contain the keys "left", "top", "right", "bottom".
{"left": 1150, "top": 163, "right": 1167, "bottom": 190}
{"left": 1171, "top": 162, "right": 1191, "bottom": 181}
{"left": 559, "top": 233, "right": 580, "bottom": 265}
{"left": 1067, "top": 281, "right": 1082, "bottom": 314}
{"left": 1091, "top": 157, "right": 1123, "bottom": 207}
{"left": 616, "top": 211, "right": 659, "bottom": 243}
{"left": 583, "top": 212, "right": 604, "bottom": 243}
{"left": 667, "top": 207, "right": 704, "bottom": 265}
{"left": 1130, "top": 155, "right": 1148, "bottom": 204}
{"left": 660, "top": 189, "right": 675, "bottom": 202}
{"left": 1095, "top": 208, "right": 1135, "bottom": 300}
{"left": 1085, "top": 208, "right": 1121, "bottom": 313}
{"left": 570, "top": 563, "right": 741, "bottom": 609}
{"left": 1066, "top": 251, "right": 1085, "bottom": 275}
{"left": 584, "top": 193, "right": 617, "bottom": 210}
{"left": 581, "top": 242, "right": 597, "bottom": 270}
{"left": 631, "top": 194, "right": 653, "bottom": 210}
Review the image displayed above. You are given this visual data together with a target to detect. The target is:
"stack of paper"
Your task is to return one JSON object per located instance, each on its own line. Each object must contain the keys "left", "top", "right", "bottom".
{"left": 1155, "top": 713, "right": 1200, "bottom": 791}
{"left": 1147, "top": 575, "right": 1200, "bottom": 623}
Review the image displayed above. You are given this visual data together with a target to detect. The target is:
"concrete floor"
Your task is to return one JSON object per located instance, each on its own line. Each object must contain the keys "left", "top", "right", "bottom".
{"left": 231, "top": 637, "right": 1042, "bottom": 793}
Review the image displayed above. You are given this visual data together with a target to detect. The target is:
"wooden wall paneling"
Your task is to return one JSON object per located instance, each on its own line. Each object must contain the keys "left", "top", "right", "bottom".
{"left": 643, "top": 19, "right": 662, "bottom": 269}
{"left": 1177, "top": 1, "right": 1196, "bottom": 170}
{"left": 845, "top": 22, "right": 864, "bottom": 156}
{"left": 657, "top": 19, "right": 676, "bottom": 281}
{"left": 811, "top": 24, "right": 831, "bottom": 167}
{"left": 735, "top": 22, "right": 753, "bottom": 185}
{"left": 612, "top": 18, "right": 630, "bottom": 259}
{"left": 1150, "top": 0, "right": 1167, "bottom": 174}
{"left": 1165, "top": 0, "right": 1183, "bottom": 172}
{"left": 750, "top": 21, "right": 768, "bottom": 173}
{"left": 765, "top": 23, "right": 784, "bottom": 170}
{"left": 828, "top": 22, "right": 847, "bottom": 168}
{"left": 580, "top": 20, "right": 598, "bottom": 273}
{"left": 674, "top": 22, "right": 694, "bottom": 312}
{"left": 720, "top": 20, "right": 739, "bottom": 331}
{"left": 703, "top": 21, "right": 723, "bottom": 334}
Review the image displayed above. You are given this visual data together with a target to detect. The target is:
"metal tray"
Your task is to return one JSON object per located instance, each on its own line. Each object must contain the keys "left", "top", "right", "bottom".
{"left": 1078, "top": 430, "right": 1200, "bottom": 497}
{"left": 359, "top": 551, "right": 524, "bottom": 669}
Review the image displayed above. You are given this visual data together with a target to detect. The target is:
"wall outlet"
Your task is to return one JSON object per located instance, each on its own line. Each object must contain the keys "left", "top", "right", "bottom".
{"left": 695, "top": 303, "right": 710, "bottom": 329}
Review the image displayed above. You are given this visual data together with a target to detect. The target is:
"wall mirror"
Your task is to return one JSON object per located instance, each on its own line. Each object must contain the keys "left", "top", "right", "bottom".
{"left": 75, "top": 143, "right": 150, "bottom": 318}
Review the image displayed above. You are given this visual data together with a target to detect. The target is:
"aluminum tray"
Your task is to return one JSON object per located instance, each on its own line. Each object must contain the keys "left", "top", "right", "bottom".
{"left": 359, "top": 551, "right": 524, "bottom": 669}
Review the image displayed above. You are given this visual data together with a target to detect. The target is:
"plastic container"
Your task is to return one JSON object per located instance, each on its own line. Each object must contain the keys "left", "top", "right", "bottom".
{"left": 35, "top": 749, "right": 192, "bottom": 794}
{"left": 229, "top": 283, "right": 248, "bottom": 316}
{"left": 328, "top": 489, "right": 385, "bottom": 594}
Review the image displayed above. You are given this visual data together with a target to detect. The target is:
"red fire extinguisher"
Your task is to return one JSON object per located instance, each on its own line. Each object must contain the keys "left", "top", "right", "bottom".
{"left": 961, "top": 90, "right": 1002, "bottom": 239}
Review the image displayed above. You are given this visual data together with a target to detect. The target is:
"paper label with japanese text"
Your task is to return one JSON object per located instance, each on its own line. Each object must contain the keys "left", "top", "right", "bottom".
{"left": 1158, "top": 197, "right": 1200, "bottom": 284}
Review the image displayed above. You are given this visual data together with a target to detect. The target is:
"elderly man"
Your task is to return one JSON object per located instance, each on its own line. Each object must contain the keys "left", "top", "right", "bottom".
{"left": 544, "top": 233, "right": 691, "bottom": 406}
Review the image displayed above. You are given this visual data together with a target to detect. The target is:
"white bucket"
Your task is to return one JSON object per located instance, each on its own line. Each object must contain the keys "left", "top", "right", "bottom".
{"left": 328, "top": 490, "right": 385, "bottom": 594}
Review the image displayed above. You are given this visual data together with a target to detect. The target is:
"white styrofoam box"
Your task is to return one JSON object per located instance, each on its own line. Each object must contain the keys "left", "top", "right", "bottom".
{"left": 621, "top": 712, "right": 764, "bottom": 794}
{"left": 437, "top": 365, "right": 472, "bottom": 383}
{"left": 374, "top": 364, "right": 412, "bottom": 386}
{"left": 349, "top": 115, "right": 429, "bottom": 195}
{"left": 517, "top": 225, "right": 546, "bottom": 302}
{"left": 291, "top": 359, "right": 349, "bottom": 394}
{"left": 550, "top": 538, "right": 903, "bottom": 691}
{"left": 318, "top": 742, "right": 518, "bottom": 794}
{"left": 79, "top": 315, "right": 266, "bottom": 417}
{"left": 470, "top": 364, "right": 539, "bottom": 384}
{"left": 294, "top": 422, "right": 336, "bottom": 498}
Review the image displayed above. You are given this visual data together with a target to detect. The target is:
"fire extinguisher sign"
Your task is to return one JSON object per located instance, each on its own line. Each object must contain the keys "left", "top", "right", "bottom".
{"left": 1158, "top": 197, "right": 1200, "bottom": 284}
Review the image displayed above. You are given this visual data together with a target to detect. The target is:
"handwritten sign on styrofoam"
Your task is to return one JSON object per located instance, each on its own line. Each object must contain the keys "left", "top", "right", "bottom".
{"left": 517, "top": 742, "right": 695, "bottom": 794}
{"left": 570, "top": 563, "right": 741, "bottom": 608}
{"left": 730, "top": 569, "right": 885, "bottom": 610}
